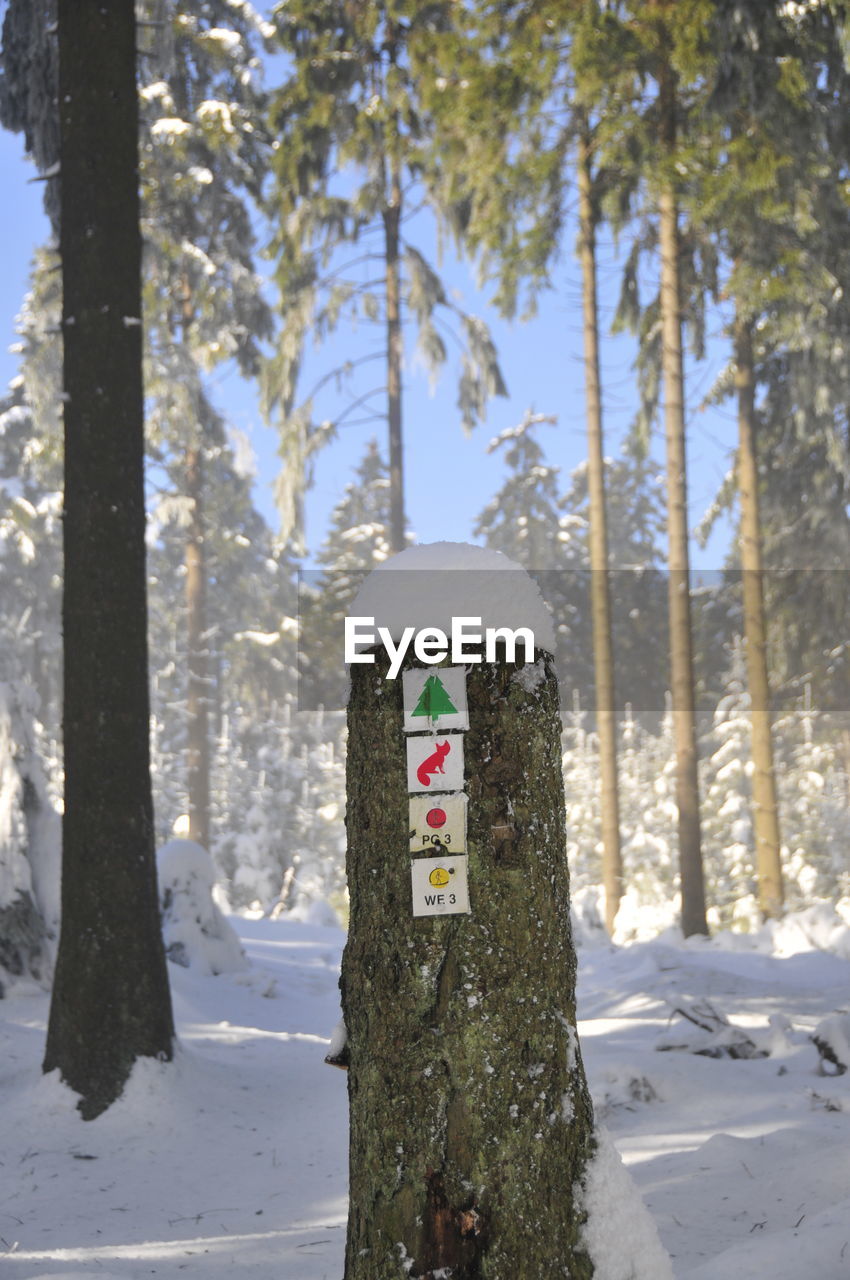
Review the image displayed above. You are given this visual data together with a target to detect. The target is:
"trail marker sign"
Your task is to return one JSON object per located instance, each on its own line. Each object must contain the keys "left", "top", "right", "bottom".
{"left": 409, "top": 792, "right": 466, "bottom": 853}
{"left": 411, "top": 854, "right": 470, "bottom": 916}
{"left": 406, "top": 734, "right": 464, "bottom": 793}
{"left": 402, "top": 667, "right": 468, "bottom": 732}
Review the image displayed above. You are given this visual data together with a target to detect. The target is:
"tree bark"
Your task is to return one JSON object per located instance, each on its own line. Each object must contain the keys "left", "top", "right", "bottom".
{"left": 735, "top": 314, "right": 783, "bottom": 918}
{"left": 657, "top": 58, "right": 708, "bottom": 937}
{"left": 44, "top": 0, "right": 174, "bottom": 1118}
{"left": 186, "top": 442, "right": 211, "bottom": 851}
{"left": 342, "top": 648, "right": 595, "bottom": 1278}
{"left": 383, "top": 120, "right": 405, "bottom": 554}
{"left": 578, "top": 121, "right": 623, "bottom": 935}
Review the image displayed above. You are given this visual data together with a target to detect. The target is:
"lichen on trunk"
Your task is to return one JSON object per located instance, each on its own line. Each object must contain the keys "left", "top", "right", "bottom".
{"left": 342, "top": 645, "right": 596, "bottom": 1279}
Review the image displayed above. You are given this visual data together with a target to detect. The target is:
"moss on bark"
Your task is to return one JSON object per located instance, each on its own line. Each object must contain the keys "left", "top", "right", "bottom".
{"left": 342, "top": 647, "right": 595, "bottom": 1279}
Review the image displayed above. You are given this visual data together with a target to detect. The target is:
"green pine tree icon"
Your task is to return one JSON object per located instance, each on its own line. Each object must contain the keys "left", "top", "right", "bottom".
{"left": 412, "top": 674, "right": 458, "bottom": 720}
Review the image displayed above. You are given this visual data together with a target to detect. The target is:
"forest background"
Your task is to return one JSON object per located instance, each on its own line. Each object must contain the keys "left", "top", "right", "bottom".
{"left": 1, "top": 0, "right": 849, "bottom": 981}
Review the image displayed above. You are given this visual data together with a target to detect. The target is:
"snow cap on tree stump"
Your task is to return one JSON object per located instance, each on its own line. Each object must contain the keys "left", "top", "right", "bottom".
{"left": 342, "top": 541, "right": 672, "bottom": 1280}
{"left": 351, "top": 540, "right": 556, "bottom": 653}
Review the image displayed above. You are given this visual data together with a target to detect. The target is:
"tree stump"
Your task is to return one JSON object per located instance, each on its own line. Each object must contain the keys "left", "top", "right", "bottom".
{"left": 341, "top": 548, "right": 598, "bottom": 1278}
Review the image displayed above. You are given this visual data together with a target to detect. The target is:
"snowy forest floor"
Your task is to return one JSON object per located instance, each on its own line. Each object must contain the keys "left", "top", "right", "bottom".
{"left": 1, "top": 910, "right": 849, "bottom": 1280}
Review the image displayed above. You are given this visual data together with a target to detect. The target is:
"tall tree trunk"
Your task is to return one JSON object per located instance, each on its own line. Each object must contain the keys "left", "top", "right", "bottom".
{"left": 342, "top": 645, "right": 596, "bottom": 1278}
{"left": 180, "top": 272, "right": 211, "bottom": 852}
{"left": 735, "top": 313, "right": 783, "bottom": 918}
{"left": 383, "top": 132, "right": 405, "bottom": 553}
{"left": 45, "top": 0, "right": 174, "bottom": 1118}
{"left": 657, "top": 59, "right": 708, "bottom": 937}
{"left": 578, "top": 121, "right": 623, "bottom": 935}
{"left": 186, "top": 442, "right": 211, "bottom": 851}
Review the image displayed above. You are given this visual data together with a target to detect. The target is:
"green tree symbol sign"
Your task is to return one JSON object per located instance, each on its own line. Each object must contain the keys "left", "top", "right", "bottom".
{"left": 412, "top": 674, "right": 459, "bottom": 720}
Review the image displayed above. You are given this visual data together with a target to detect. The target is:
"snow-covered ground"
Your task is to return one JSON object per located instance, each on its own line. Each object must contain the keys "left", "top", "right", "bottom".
{"left": 1, "top": 907, "right": 849, "bottom": 1280}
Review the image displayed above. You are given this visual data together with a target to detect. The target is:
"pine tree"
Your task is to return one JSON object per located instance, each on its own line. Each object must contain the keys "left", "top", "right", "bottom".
{"left": 578, "top": 115, "right": 623, "bottom": 933}
{"left": 0, "top": 253, "right": 64, "bottom": 737}
{"left": 743, "top": 9, "right": 850, "bottom": 746}
{"left": 138, "top": 0, "right": 274, "bottom": 851}
{"left": 562, "top": 450, "right": 670, "bottom": 724}
{"left": 0, "top": 0, "right": 60, "bottom": 220}
{"left": 617, "top": 698, "right": 680, "bottom": 938}
{"left": 417, "top": 0, "right": 716, "bottom": 932}
{"left": 473, "top": 411, "right": 595, "bottom": 707}
{"left": 0, "top": 4, "right": 317, "bottom": 923}
{"left": 687, "top": 1, "right": 850, "bottom": 916}
{"left": 734, "top": 316, "right": 784, "bottom": 916}
{"left": 2, "top": 2, "right": 280, "bottom": 859}
{"left": 566, "top": 2, "right": 720, "bottom": 935}
{"left": 418, "top": 5, "right": 637, "bottom": 932}
{"left": 146, "top": 430, "right": 296, "bottom": 855}
{"left": 43, "top": 0, "right": 174, "bottom": 1118}
{"left": 641, "top": 3, "right": 710, "bottom": 937}
{"left": 266, "top": 0, "right": 506, "bottom": 550}
{"left": 301, "top": 438, "right": 395, "bottom": 711}
{"left": 777, "top": 688, "right": 850, "bottom": 906}
{"left": 701, "top": 643, "right": 760, "bottom": 929}
{"left": 474, "top": 411, "right": 568, "bottom": 568}
{"left": 0, "top": 682, "right": 60, "bottom": 986}
{"left": 688, "top": 1, "right": 809, "bottom": 918}
{"left": 284, "top": 708, "right": 347, "bottom": 918}
{"left": 561, "top": 691, "right": 603, "bottom": 896}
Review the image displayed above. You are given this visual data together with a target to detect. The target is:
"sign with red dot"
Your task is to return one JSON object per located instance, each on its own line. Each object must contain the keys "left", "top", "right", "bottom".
{"left": 408, "top": 792, "right": 466, "bottom": 854}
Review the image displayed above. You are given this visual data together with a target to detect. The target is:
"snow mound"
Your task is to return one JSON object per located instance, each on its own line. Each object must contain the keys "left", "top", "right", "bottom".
{"left": 812, "top": 1012, "right": 850, "bottom": 1074}
{"left": 579, "top": 1125, "right": 674, "bottom": 1279}
{"left": 570, "top": 884, "right": 609, "bottom": 947}
{"left": 351, "top": 541, "right": 556, "bottom": 654}
{"left": 284, "top": 896, "right": 343, "bottom": 928}
{"left": 702, "top": 902, "right": 850, "bottom": 960}
{"left": 612, "top": 886, "right": 681, "bottom": 944}
{"left": 684, "top": 1196, "right": 850, "bottom": 1280}
{"left": 157, "top": 839, "right": 248, "bottom": 976}
{"left": 765, "top": 902, "right": 850, "bottom": 959}
{"left": 598, "top": 894, "right": 850, "bottom": 962}
{"left": 24, "top": 1274, "right": 126, "bottom": 1280}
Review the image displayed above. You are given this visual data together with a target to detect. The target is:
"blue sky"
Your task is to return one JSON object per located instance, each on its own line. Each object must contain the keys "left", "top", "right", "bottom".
{"left": 0, "top": 120, "right": 737, "bottom": 573}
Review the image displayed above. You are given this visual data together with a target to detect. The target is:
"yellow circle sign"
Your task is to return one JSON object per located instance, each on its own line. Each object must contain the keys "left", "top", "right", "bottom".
{"left": 428, "top": 866, "right": 451, "bottom": 888}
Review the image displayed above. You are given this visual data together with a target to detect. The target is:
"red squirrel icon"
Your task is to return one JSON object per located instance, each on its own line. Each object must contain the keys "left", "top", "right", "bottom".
{"left": 416, "top": 740, "right": 451, "bottom": 787}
